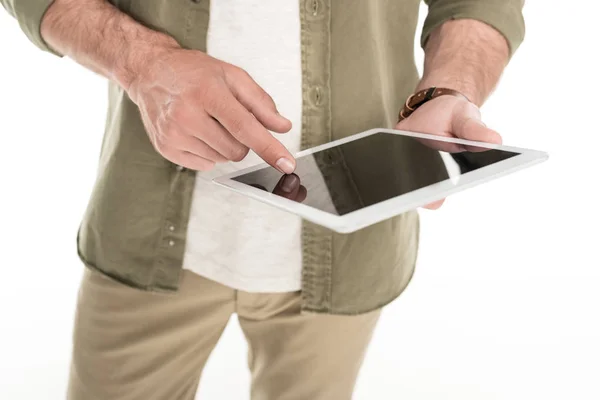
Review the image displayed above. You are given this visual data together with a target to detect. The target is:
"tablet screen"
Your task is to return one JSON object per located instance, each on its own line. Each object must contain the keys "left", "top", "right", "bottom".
{"left": 232, "top": 132, "right": 519, "bottom": 216}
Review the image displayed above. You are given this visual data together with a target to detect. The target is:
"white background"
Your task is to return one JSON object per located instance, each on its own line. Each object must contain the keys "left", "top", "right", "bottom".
{"left": 1, "top": 2, "right": 599, "bottom": 399}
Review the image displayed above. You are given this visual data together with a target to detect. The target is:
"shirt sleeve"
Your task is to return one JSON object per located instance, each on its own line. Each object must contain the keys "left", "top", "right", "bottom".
{"left": 1, "top": 0, "right": 62, "bottom": 56}
{"left": 421, "top": 0, "right": 525, "bottom": 58}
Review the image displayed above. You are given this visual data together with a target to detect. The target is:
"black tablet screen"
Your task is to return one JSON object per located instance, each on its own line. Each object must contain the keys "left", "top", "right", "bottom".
{"left": 232, "top": 132, "right": 518, "bottom": 216}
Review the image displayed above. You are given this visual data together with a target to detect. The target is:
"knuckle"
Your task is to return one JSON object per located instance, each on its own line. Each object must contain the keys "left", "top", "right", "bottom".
{"left": 256, "top": 140, "right": 278, "bottom": 158}
{"left": 257, "top": 90, "right": 275, "bottom": 107}
{"left": 203, "top": 91, "right": 226, "bottom": 114}
{"left": 228, "top": 117, "right": 246, "bottom": 137}
{"left": 190, "top": 82, "right": 212, "bottom": 104}
{"left": 202, "top": 76, "right": 226, "bottom": 95}
{"left": 228, "top": 65, "right": 250, "bottom": 80}
{"left": 230, "top": 146, "right": 249, "bottom": 162}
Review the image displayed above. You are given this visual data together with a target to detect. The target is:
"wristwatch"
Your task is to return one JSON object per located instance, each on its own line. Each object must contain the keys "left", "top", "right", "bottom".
{"left": 397, "top": 86, "right": 469, "bottom": 122}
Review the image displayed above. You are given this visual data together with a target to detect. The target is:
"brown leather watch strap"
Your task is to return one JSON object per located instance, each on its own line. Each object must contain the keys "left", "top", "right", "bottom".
{"left": 397, "top": 87, "right": 469, "bottom": 122}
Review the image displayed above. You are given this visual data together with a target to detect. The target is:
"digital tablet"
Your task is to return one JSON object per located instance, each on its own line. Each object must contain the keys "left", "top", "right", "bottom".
{"left": 212, "top": 128, "right": 548, "bottom": 233}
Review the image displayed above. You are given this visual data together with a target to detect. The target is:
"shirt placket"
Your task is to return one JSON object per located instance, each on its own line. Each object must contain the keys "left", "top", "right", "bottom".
{"left": 149, "top": 165, "right": 196, "bottom": 291}
{"left": 299, "top": 0, "right": 335, "bottom": 313}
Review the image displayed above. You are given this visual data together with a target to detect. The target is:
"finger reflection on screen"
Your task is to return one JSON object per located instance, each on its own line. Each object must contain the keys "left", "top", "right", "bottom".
{"left": 250, "top": 176, "right": 308, "bottom": 204}
{"left": 272, "top": 174, "right": 308, "bottom": 203}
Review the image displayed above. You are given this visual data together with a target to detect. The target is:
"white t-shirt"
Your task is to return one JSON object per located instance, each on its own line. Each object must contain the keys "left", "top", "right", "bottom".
{"left": 182, "top": 0, "right": 303, "bottom": 292}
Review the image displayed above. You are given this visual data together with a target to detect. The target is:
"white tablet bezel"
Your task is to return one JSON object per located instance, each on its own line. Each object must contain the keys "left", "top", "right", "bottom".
{"left": 212, "top": 128, "right": 548, "bottom": 233}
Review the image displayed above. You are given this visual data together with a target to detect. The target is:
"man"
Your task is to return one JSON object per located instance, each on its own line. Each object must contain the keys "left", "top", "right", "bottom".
{"left": 1, "top": 0, "right": 524, "bottom": 398}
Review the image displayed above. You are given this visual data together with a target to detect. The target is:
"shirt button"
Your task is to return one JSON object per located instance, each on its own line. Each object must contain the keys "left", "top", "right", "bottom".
{"left": 306, "top": 0, "right": 321, "bottom": 16}
{"left": 168, "top": 225, "right": 175, "bottom": 232}
{"left": 168, "top": 240, "right": 175, "bottom": 247}
{"left": 175, "top": 165, "right": 185, "bottom": 172}
{"left": 309, "top": 85, "right": 324, "bottom": 107}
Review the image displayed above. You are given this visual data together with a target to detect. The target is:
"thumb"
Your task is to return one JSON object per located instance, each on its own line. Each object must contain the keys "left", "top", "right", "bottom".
{"left": 451, "top": 101, "right": 502, "bottom": 145}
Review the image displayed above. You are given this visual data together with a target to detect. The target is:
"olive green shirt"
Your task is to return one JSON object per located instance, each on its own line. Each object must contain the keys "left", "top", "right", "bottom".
{"left": 2, "top": 0, "right": 524, "bottom": 314}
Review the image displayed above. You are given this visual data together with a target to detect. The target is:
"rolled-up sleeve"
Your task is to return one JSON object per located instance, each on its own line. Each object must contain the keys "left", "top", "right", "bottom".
{"left": 422, "top": 0, "right": 525, "bottom": 57}
{"left": 1, "top": 0, "right": 62, "bottom": 56}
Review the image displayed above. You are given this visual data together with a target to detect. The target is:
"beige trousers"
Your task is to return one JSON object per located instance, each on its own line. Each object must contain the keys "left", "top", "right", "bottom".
{"left": 67, "top": 268, "right": 381, "bottom": 400}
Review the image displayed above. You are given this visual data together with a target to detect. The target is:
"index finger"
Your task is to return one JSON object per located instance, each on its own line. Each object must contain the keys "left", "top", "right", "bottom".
{"left": 207, "top": 90, "right": 296, "bottom": 174}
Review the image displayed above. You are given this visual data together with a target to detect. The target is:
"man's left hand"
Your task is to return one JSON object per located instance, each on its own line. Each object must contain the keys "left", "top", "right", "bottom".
{"left": 395, "top": 94, "right": 502, "bottom": 210}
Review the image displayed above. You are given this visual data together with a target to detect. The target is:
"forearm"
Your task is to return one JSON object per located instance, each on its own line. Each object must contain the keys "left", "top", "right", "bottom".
{"left": 40, "top": 0, "right": 178, "bottom": 90}
{"left": 417, "top": 19, "right": 510, "bottom": 107}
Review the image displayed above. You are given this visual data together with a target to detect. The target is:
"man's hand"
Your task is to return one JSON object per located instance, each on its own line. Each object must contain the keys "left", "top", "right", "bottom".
{"left": 396, "top": 95, "right": 501, "bottom": 152}
{"left": 126, "top": 48, "right": 296, "bottom": 173}
{"left": 395, "top": 95, "right": 502, "bottom": 210}
{"left": 40, "top": 0, "right": 296, "bottom": 174}
{"left": 399, "top": 18, "right": 511, "bottom": 210}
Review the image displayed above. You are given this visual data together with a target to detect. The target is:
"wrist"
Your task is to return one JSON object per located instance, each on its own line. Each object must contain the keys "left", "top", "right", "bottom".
{"left": 415, "top": 77, "right": 480, "bottom": 106}
{"left": 417, "top": 19, "right": 510, "bottom": 107}
{"left": 114, "top": 32, "right": 180, "bottom": 94}
{"left": 398, "top": 86, "right": 469, "bottom": 122}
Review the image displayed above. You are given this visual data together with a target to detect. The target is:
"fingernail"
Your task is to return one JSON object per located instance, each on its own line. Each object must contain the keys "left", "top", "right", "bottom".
{"left": 281, "top": 174, "right": 299, "bottom": 193}
{"left": 276, "top": 157, "right": 295, "bottom": 174}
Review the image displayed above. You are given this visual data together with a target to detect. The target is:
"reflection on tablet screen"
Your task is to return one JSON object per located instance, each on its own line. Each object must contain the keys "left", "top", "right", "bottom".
{"left": 232, "top": 132, "right": 518, "bottom": 216}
